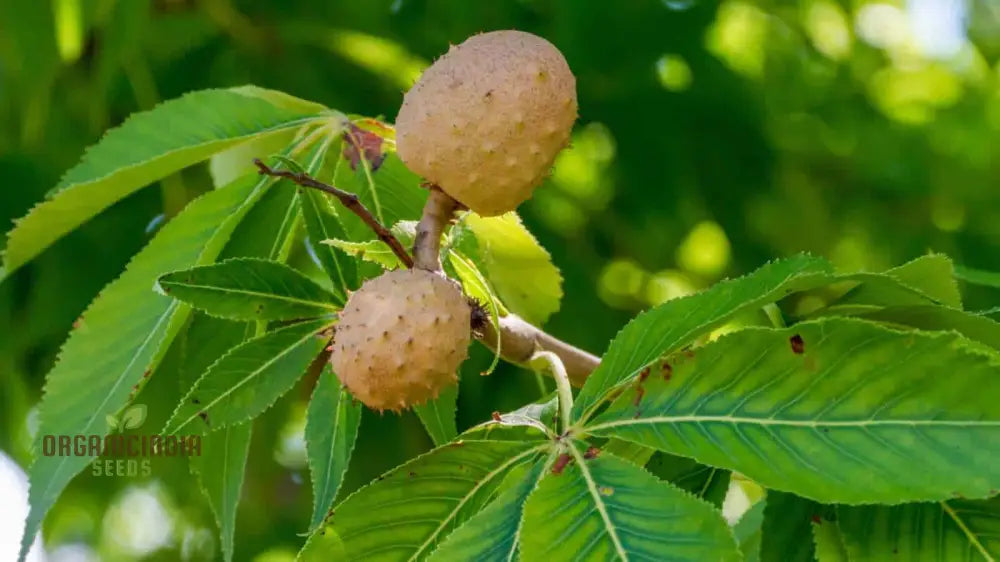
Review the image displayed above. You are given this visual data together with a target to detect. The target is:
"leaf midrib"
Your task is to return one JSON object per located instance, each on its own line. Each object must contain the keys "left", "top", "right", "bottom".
{"left": 407, "top": 444, "right": 547, "bottom": 561}
{"left": 160, "top": 279, "right": 338, "bottom": 312}
{"left": 589, "top": 416, "right": 1000, "bottom": 432}
{"left": 941, "top": 501, "right": 997, "bottom": 562}
{"left": 568, "top": 444, "right": 628, "bottom": 560}
{"left": 170, "top": 320, "right": 328, "bottom": 433}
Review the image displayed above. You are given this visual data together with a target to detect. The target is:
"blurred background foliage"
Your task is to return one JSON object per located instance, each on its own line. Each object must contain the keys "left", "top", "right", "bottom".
{"left": 1, "top": 0, "right": 999, "bottom": 560}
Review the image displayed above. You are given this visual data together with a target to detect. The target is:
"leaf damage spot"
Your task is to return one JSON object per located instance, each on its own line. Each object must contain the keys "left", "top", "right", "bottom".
{"left": 551, "top": 453, "right": 573, "bottom": 475}
{"left": 583, "top": 446, "right": 599, "bottom": 460}
{"left": 599, "top": 486, "right": 614, "bottom": 496}
{"left": 790, "top": 334, "right": 805, "bottom": 354}
{"left": 662, "top": 362, "right": 672, "bottom": 382}
{"left": 491, "top": 411, "right": 502, "bottom": 422}
{"left": 632, "top": 385, "right": 645, "bottom": 407}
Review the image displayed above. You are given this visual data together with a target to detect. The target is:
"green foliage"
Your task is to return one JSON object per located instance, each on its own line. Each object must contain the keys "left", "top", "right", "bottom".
{"left": 573, "top": 254, "right": 834, "bottom": 421}
{"left": 305, "top": 364, "right": 361, "bottom": 531}
{"left": 838, "top": 498, "right": 1000, "bottom": 560}
{"left": 520, "top": 451, "right": 740, "bottom": 561}
{"left": 7, "top": 70, "right": 1000, "bottom": 561}
{"left": 426, "top": 460, "right": 544, "bottom": 561}
{"left": 2, "top": 88, "right": 322, "bottom": 277}
{"left": 314, "top": 440, "right": 544, "bottom": 561}
{"left": 587, "top": 317, "right": 1000, "bottom": 503}
{"left": 158, "top": 258, "right": 341, "bottom": 320}
{"left": 165, "top": 318, "right": 332, "bottom": 435}
{"left": 18, "top": 171, "right": 273, "bottom": 560}
{"left": 190, "top": 424, "right": 253, "bottom": 562}
{"left": 455, "top": 213, "right": 563, "bottom": 325}
{"left": 759, "top": 492, "right": 820, "bottom": 562}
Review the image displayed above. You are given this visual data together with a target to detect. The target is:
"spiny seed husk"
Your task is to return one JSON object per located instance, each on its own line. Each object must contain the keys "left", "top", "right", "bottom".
{"left": 331, "top": 269, "right": 470, "bottom": 411}
{"left": 396, "top": 30, "right": 577, "bottom": 216}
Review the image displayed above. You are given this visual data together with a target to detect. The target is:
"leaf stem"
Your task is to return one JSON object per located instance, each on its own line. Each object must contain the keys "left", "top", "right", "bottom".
{"left": 253, "top": 159, "right": 414, "bottom": 268}
{"left": 531, "top": 351, "right": 573, "bottom": 432}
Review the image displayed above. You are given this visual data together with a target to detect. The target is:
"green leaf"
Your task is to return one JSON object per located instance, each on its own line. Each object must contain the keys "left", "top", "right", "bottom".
{"left": 520, "top": 449, "right": 740, "bottom": 561}
{"left": 158, "top": 258, "right": 339, "bottom": 321}
{"left": 646, "top": 452, "right": 730, "bottom": 507}
{"left": 855, "top": 304, "right": 1000, "bottom": 351}
{"left": 573, "top": 254, "right": 834, "bottom": 421}
{"left": 734, "top": 499, "right": 767, "bottom": 562}
{"left": 3, "top": 88, "right": 321, "bottom": 277}
{"left": 602, "top": 439, "right": 655, "bottom": 466}
{"left": 956, "top": 265, "right": 1000, "bottom": 290}
{"left": 190, "top": 423, "right": 253, "bottom": 562}
{"left": 319, "top": 440, "right": 544, "bottom": 561}
{"left": 306, "top": 364, "right": 362, "bottom": 531}
{"left": 838, "top": 497, "right": 1000, "bottom": 561}
{"left": 119, "top": 404, "right": 148, "bottom": 430}
{"left": 20, "top": 172, "right": 272, "bottom": 561}
{"left": 209, "top": 127, "right": 301, "bottom": 188}
{"left": 332, "top": 149, "right": 428, "bottom": 241}
{"left": 300, "top": 188, "right": 357, "bottom": 302}
{"left": 323, "top": 239, "right": 405, "bottom": 270}
{"left": 414, "top": 384, "right": 459, "bottom": 446}
{"left": 811, "top": 516, "right": 848, "bottom": 562}
{"left": 427, "top": 459, "right": 545, "bottom": 562}
{"left": 836, "top": 254, "right": 961, "bottom": 309}
{"left": 457, "top": 213, "right": 563, "bottom": 325}
{"left": 587, "top": 317, "right": 1000, "bottom": 504}
{"left": 165, "top": 318, "right": 331, "bottom": 435}
{"left": 760, "top": 491, "right": 819, "bottom": 562}
{"left": 185, "top": 134, "right": 329, "bottom": 560}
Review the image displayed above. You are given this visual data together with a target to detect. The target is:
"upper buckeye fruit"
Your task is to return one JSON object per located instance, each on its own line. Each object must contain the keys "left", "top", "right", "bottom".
{"left": 395, "top": 30, "right": 578, "bottom": 216}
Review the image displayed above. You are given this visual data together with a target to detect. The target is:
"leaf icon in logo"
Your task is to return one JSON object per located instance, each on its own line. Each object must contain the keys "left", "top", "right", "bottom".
{"left": 120, "top": 404, "right": 147, "bottom": 430}
{"left": 105, "top": 414, "right": 119, "bottom": 430}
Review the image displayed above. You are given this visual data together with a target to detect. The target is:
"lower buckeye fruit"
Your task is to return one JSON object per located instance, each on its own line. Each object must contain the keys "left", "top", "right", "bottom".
{"left": 331, "top": 269, "right": 471, "bottom": 411}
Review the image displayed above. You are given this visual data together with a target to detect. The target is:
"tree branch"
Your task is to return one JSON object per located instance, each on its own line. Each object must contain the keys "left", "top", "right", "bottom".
{"left": 481, "top": 314, "right": 599, "bottom": 387}
{"left": 412, "top": 188, "right": 600, "bottom": 386}
{"left": 253, "top": 158, "right": 414, "bottom": 268}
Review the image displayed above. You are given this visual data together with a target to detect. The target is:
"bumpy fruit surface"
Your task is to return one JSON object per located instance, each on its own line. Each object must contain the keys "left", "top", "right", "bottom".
{"left": 395, "top": 30, "right": 577, "bottom": 216}
{"left": 331, "top": 269, "right": 471, "bottom": 411}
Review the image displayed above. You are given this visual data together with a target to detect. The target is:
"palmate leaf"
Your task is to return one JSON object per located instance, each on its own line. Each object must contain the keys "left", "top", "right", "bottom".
{"left": 587, "top": 317, "right": 1000, "bottom": 504}
{"left": 187, "top": 136, "right": 334, "bottom": 560}
{"left": 456, "top": 213, "right": 563, "bottom": 325}
{"left": 304, "top": 440, "right": 545, "bottom": 561}
{"left": 19, "top": 171, "right": 274, "bottom": 561}
{"left": 2, "top": 87, "right": 323, "bottom": 278}
{"left": 573, "top": 254, "right": 835, "bottom": 421}
{"left": 519, "top": 450, "right": 740, "bottom": 561}
{"left": 427, "top": 458, "right": 545, "bottom": 561}
{"left": 306, "top": 364, "right": 362, "bottom": 531}
{"left": 190, "top": 423, "right": 253, "bottom": 562}
{"left": 158, "top": 258, "right": 340, "bottom": 321}
{"left": 164, "top": 317, "right": 332, "bottom": 435}
{"left": 838, "top": 497, "right": 1000, "bottom": 561}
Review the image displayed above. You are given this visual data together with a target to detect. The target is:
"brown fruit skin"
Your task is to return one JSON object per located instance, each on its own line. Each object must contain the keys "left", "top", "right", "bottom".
{"left": 331, "top": 269, "right": 471, "bottom": 412}
{"left": 395, "top": 30, "right": 577, "bottom": 216}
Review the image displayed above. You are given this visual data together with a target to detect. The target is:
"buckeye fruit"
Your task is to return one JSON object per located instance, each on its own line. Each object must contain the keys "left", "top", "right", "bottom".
{"left": 331, "top": 269, "right": 471, "bottom": 411}
{"left": 395, "top": 30, "right": 577, "bottom": 216}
